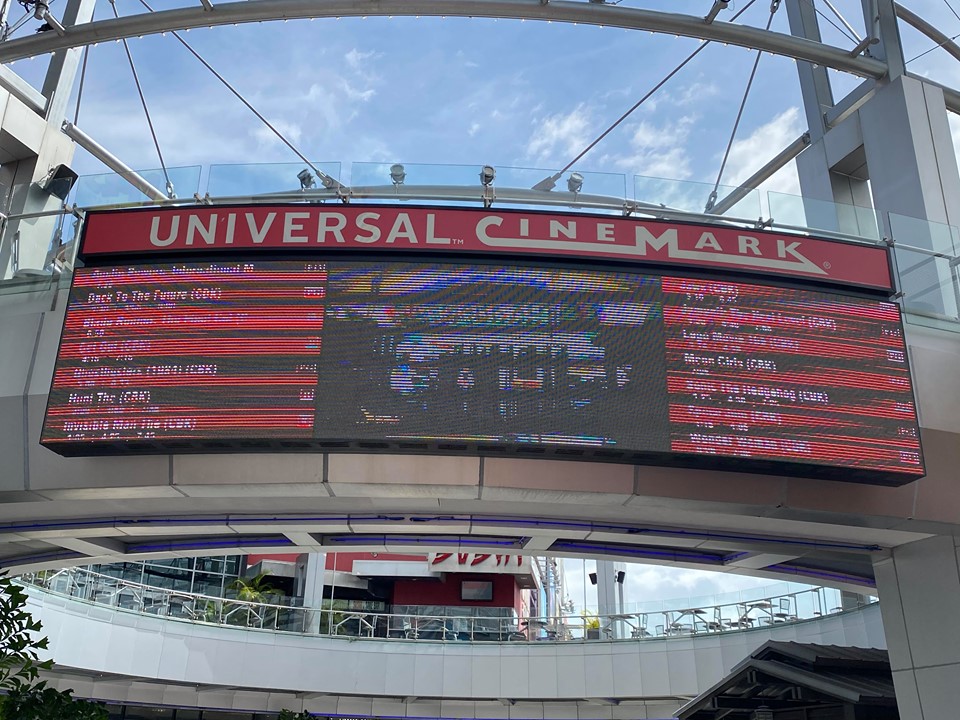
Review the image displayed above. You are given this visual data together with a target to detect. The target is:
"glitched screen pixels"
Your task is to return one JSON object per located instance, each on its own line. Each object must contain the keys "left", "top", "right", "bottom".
{"left": 41, "top": 259, "right": 924, "bottom": 480}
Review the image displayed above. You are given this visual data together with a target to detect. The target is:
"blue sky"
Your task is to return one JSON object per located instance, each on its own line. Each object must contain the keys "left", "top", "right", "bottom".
{"left": 8, "top": 0, "right": 960, "bottom": 601}
{"left": 8, "top": 0, "right": 960, "bottom": 199}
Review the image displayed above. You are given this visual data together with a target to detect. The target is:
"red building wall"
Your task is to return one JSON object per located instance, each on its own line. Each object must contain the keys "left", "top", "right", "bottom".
{"left": 393, "top": 573, "right": 522, "bottom": 612}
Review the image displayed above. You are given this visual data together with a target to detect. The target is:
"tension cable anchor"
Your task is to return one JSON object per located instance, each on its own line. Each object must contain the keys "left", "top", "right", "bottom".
{"left": 704, "top": 190, "right": 718, "bottom": 213}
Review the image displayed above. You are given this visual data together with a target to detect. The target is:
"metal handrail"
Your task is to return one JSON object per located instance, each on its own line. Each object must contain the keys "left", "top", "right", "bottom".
{"left": 19, "top": 566, "right": 872, "bottom": 643}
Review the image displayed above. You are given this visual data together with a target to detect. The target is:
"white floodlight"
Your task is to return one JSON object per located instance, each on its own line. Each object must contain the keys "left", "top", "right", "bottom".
{"left": 297, "top": 168, "right": 315, "bottom": 190}
{"left": 567, "top": 172, "right": 584, "bottom": 193}
{"left": 390, "top": 163, "right": 406, "bottom": 185}
{"left": 480, "top": 165, "right": 496, "bottom": 186}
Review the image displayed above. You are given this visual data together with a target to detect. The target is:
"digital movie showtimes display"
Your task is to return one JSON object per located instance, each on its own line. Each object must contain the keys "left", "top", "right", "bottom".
{"left": 41, "top": 258, "right": 924, "bottom": 483}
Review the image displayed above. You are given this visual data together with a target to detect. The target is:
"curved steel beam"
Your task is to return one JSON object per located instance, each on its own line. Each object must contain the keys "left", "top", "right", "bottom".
{"left": 895, "top": 2, "right": 960, "bottom": 64}
{"left": 0, "top": 0, "right": 889, "bottom": 77}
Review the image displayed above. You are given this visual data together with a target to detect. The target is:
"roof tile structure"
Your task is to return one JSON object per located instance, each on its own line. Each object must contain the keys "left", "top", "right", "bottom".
{"left": 676, "top": 641, "right": 898, "bottom": 719}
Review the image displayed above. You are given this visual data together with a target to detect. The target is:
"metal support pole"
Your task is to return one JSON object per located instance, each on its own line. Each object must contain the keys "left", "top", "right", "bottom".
{"left": 61, "top": 121, "right": 167, "bottom": 201}
{"left": 786, "top": 0, "right": 834, "bottom": 140}
{"left": 41, "top": 0, "right": 96, "bottom": 124}
{"left": 861, "top": 0, "right": 906, "bottom": 78}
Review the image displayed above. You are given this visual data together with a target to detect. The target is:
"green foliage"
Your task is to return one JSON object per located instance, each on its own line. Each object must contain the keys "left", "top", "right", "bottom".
{"left": 197, "top": 598, "right": 223, "bottom": 624}
{"left": 228, "top": 571, "right": 278, "bottom": 603}
{"left": 0, "top": 685, "right": 108, "bottom": 720}
{"left": 0, "top": 573, "right": 109, "bottom": 719}
{"left": 583, "top": 614, "right": 601, "bottom": 630}
{"left": 226, "top": 572, "right": 281, "bottom": 627}
{"left": 0, "top": 574, "right": 53, "bottom": 692}
{"left": 278, "top": 710, "right": 312, "bottom": 720}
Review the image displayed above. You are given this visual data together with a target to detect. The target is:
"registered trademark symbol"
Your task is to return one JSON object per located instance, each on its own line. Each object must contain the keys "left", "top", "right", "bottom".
{"left": 823, "top": 261, "right": 831, "bottom": 269}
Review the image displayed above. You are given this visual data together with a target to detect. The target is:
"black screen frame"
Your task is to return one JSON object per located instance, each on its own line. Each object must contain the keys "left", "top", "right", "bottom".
{"left": 41, "top": 250, "right": 925, "bottom": 487}
{"left": 460, "top": 580, "right": 494, "bottom": 602}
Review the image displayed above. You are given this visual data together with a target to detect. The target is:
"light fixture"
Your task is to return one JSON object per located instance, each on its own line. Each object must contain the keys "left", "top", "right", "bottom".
{"left": 40, "top": 164, "right": 78, "bottom": 201}
{"left": 704, "top": 0, "right": 730, "bottom": 24}
{"left": 297, "top": 168, "right": 315, "bottom": 190}
{"left": 616, "top": 570, "right": 625, "bottom": 584}
{"left": 390, "top": 163, "right": 406, "bottom": 185}
{"left": 480, "top": 165, "right": 496, "bottom": 186}
{"left": 567, "top": 172, "right": 584, "bottom": 193}
{"left": 752, "top": 707, "right": 774, "bottom": 720}
{"left": 588, "top": 572, "right": 598, "bottom": 585}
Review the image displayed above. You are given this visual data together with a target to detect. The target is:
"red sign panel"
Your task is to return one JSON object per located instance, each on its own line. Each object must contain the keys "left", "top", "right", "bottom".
{"left": 80, "top": 205, "right": 894, "bottom": 291}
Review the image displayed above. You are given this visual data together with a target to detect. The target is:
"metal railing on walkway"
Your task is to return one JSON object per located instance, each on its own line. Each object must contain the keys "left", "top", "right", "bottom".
{"left": 20, "top": 566, "right": 874, "bottom": 643}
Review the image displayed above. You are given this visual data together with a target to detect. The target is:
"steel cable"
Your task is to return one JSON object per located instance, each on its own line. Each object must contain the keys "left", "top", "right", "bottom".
{"left": 548, "top": 0, "right": 760, "bottom": 182}
{"left": 706, "top": 0, "right": 780, "bottom": 212}
{"left": 136, "top": 0, "right": 340, "bottom": 190}
{"left": 108, "top": 0, "right": 174, "bottom": 197}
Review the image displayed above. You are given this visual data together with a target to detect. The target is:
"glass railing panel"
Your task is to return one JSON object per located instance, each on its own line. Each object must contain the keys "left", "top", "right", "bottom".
{"left": 497, "top": 166, "right": 627, "bottom": 198}
{"left": 205, "top": 162, "right": 341, "bottom": 198}
{"left": 889, "top": 213, "right": 960, "bottom": 327}
{"left": 350, "top": 163, "right": 628, "bottom": 213}
{"left": 889, "top": 212, "right": 960, "bottom": 255}
{"left": 350, "top": 161, "right": 484, "bottom": 189}
{"left": 634, "top": 175, "right": 761, "bottom": 220}
{"left": 73, "top": 166, "right": 201, "bottom": 207}
{"left": 0, "top": 208, "right": 79, "bottom": 285}
{"left": 895, "top": 246, "right": 960, "bottom": 326}
{"left": 767, "top": 191, "right": 881, "bottom": 242}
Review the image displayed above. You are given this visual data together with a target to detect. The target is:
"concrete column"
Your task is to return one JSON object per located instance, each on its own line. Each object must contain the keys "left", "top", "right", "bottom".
{"left": 0, "top": 94, "right": 77, "bottom": 279}
{"left": 860, "top": 76, "right": 960, "bottom": 315}
{"left": 787, "top": 0, "right": 875, "bottom": 237}
{"left": 298, "top": 551, "right": 326, "bottom": 634}
{"left": 785, "top": 0, "right": 833, "bottom": 141}
{"left": 873, "top": 535, "right": 960, "bottom": 719}
{"left": 595, "top": 559, "right": 625, "bottom": 638}
{"left": 0, "top": 0, "right": 94, "bottom": 280}
{"left": 859, "top": 76, "right": 960, "bottom": 233}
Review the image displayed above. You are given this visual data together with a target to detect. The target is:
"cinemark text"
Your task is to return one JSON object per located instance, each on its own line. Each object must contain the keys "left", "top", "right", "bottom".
{"left": 148, "top": 209, "right": 819, "bottom": 272}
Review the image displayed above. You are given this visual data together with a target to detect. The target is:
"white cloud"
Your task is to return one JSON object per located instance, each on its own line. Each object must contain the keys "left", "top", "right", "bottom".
{"left": 252, "top": 119, "right": 303, "bottom": 149}
{"left": 525, "top": 103, "right": 593, "bottom": 166}
{"left": 675, "top": 80, "right": 721, "bottom": 106}
{"left": 455, "top": 50, "right": 480, "bottom": 69}
{"left": 344, "top": 48, "right": 378, "bottom": 72}
{"left": 562, "top": 559, "right": 792, "bottom": 615}
{"left": 721, "top": 106, "right": 803, "bottom": 198}
{"left": 601, "top": 114, "right": 697, "bottom": 180}
{"left": 340, "top": 79, "right": 376, "bottom": 103}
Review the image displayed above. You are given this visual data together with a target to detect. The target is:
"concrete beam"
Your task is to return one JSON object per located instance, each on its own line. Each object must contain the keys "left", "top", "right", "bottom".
{"left": 44, "top": 536, "right": 127, "bottom": 557}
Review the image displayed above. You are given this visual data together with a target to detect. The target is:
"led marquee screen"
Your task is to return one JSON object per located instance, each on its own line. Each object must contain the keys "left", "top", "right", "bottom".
{"left": 42, "top": 260, "right": 924, "bottom": 483}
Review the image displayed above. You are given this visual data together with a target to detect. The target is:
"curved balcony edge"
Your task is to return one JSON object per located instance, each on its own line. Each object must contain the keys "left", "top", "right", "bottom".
{"left": 27, "top": 584, "right": 887, "bottom": 706}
